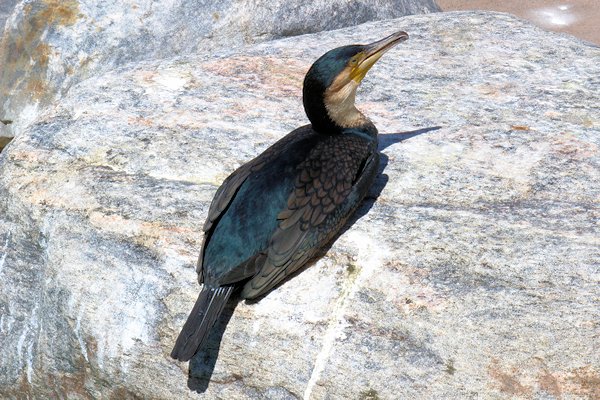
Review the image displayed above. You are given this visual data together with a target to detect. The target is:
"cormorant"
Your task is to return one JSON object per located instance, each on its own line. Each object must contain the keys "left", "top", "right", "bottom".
{"left": 171, "top": 30, "right": 409, "bottom": 362}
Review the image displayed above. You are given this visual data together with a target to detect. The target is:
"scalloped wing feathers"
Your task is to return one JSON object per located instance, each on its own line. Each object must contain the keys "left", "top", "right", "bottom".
{"left": 241, "top": 133, "right": 377, "bottom": 298}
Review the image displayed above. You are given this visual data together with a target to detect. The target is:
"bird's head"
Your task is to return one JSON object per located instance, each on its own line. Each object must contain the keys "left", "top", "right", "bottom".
{"left": 303, "top": 30, "right": 408, "bottom": 134}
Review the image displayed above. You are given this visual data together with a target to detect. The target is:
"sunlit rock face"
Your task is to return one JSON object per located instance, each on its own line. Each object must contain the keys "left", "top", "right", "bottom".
{"left": 0, "top": 0, "right": 439, "bottom": 141}
{"left": 0, "top": 11, "right": 599, "bottom": 399}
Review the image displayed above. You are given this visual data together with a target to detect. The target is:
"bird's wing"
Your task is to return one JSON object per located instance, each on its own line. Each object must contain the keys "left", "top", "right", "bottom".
{"left": 241, "top": 133, "right": 378, "bottom": 299}
{"left": 198, "top": 125, "right": 315, "bottom": 279}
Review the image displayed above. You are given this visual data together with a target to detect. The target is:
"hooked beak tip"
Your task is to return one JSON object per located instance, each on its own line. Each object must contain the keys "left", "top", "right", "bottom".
{"left": 353, "top": 30, "right": 409, "bottom": 83}
{"left": 364, "top": 30, "right": 409, "bottom": 58}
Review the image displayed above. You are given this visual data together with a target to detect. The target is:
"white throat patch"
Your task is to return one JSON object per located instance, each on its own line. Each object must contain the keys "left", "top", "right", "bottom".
{"left": 323, "top": 77, "right": 368, "bottom": 129}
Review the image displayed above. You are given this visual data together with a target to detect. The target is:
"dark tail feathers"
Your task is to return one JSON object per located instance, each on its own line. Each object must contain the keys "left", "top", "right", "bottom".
{"left": 171, "top": 285, "right": 234, "bottom": 361}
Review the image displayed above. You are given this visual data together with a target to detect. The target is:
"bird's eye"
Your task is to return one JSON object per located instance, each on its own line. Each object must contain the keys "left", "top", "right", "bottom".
{"left": 349, "top": 56, "right": 359, "bottom": 67}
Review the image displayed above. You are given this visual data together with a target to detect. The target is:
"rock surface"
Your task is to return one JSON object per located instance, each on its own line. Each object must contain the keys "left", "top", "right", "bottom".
{"left": 1, "top": 11, "right": 599, "bottom": 399}
{"left": 0, "top": 0, "right": 439, "bottom": 140}
{"left": 0, "top": 0, "right": 19, "bottom": 35}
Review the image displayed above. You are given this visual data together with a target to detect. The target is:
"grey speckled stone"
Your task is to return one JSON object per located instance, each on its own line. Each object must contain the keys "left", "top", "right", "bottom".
{"left": 0, "top": 0, "right": 439, "bottom": 140}
{"left": 0, "top": 0, "right": 18, "bottom": 34}
{"left": 1, "top": 11, "right": 599, "bottom": 399}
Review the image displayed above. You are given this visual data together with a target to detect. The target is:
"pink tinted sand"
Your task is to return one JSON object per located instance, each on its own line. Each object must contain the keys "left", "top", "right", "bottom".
{"left": 437, "top": 0, "right": 600, "bottom": 45}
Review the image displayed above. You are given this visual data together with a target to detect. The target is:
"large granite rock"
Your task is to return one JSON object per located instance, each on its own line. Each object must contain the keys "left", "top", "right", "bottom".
{"left": 0, "top": 0, "right": 439, "bottom": 141}
{"left": 1, "top": 11, "right": 599, "bottom": 399}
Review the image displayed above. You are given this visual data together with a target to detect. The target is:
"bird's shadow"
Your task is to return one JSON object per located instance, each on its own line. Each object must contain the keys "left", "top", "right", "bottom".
{"left": 353, "top": 125, "right": 441, "bottom": 221}
{"left": 186, "top": 126, "right": 440, "bottom": 393}
{"left": 187, "top": 294, "right": 238, "bottom": 393}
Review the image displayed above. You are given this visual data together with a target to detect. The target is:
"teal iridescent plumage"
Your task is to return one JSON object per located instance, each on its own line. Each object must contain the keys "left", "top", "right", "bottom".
{"left": 171, "top": 30, "right": 409, "bottom": 362}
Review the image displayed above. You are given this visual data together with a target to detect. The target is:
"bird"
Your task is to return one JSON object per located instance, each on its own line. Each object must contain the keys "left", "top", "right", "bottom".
{"left": 171, "top": 30, "right": 409, "bottom": 362}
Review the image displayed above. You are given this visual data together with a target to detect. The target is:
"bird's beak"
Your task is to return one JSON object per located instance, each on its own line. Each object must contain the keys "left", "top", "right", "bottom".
{"left": 353, "top": 30, "right": 409, "bottom": 83}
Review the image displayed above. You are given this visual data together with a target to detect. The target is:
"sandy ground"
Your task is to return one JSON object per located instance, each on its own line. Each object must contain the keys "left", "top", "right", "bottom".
{"left": 438, "top": 0, "right": 600, "bottom": 45}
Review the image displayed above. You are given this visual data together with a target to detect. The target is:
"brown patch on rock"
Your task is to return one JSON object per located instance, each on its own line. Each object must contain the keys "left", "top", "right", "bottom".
{"left": 0, "top": 0, "right": 80, "bottom": 103}
{"left": 551, "top": 132, "right": 598, "bottom": 160}
{"left": 203, "top": 55, "right": 308, "bottom": 98}
{"left": 2, "top": 352, "right": 92, "bottom": 399}
{"left": 127, "top": 116, "right": 154, "bottom": 127}
{"left": 25, "top": 78, "right": 49, "bottom": 99}
{"left": 538, "top": 368, "right": 562, "bottom": 397}
{"left": 38, "top": 0, "right": 80, "bottom": 27}
{"left": 566, "top": 366, "right": 600, "bottom": 399}
{"left": 47, "top": 364, "right": 93, "bottom": 399}
{"left": 489, "top": 358, "right": 600, "bottom": 398}
{"left": 109, "top": 387, "right": 144, "bottom": 400}
{"left": 35, "top": 43, "right": 51, "bottom": 68}
{"left": 488, "top": 358, "right": 532, "bottom": 396}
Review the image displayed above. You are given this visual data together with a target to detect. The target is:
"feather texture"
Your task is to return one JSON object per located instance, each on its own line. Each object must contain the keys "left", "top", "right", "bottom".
{"left": 171, "top": 285, "right": 234, "bottom": 361}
